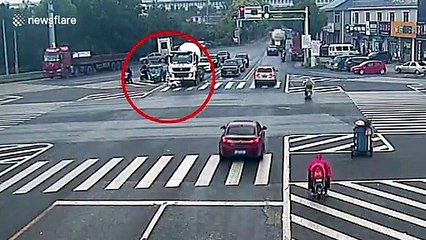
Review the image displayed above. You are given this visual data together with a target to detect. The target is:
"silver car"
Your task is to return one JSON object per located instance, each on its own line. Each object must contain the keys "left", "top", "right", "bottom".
{"left": 395, "top": 61, "right": 426, "bottom": 74}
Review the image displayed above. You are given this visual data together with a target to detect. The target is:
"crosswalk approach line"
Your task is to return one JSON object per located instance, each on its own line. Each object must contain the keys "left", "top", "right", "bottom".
{"left": 105, "top": 156, "right": 148, "bottom": 190}
{"left": 225, "top": 161, "right": 244, "bottom": 186}
{"left": 74, "top": 157, "right": 123, "bottom": 191}
{"left": 254, "top": 153, "right": 272, "bottom": 185}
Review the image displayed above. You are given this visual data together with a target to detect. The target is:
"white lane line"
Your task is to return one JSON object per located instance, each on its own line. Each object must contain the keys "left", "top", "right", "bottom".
{"left": 225, "top": 161, "right": 244, "bottom": 186}
{"left": 214, "top": 82, "right": 222, "bottom": 89}
{"left": 224, "top": 82, "right": 234, "bottom": 89}
{"left": 135, "top": 155, "right": 173, "bottom": 189}
{"left": 283, "top": 136, "right": 291, "bottom": 240}
{"left": 165, "top": 155, "right": 198, "bottom": 188}
{"left": 249, "top": 81, "right": 256, "bottom": 89}
{"left": 340, "top": 182, "right": 426, "bottom": 210}
{"left": 198, "top": 83, "right": 210, "bottom": 90}
{"left": 236, "top": 82, "right": 246, "bottom": 89}
{"left": 254, "top": 153, "right": 272, "bottom": 185}
{"left": 382, "top": 181, "right": 426, "bottom": 196}
{"left": 292, "top": 195, "right": 421, "bottom": 240}
{"left": 172, "top": 87, "right": 182, "bottom": 92}
{"left": 289, "top": 134, "right": 352, "bottom": 152}
{"left": 139, "top": 204, "right": 167, "bottom": 240}
{"left": 105, "top": 156, "right": 148, "bottom": 190}
{"left": 195, "top": 155, "right": 221, "bottom": 187}
{"left": 289, "top": 135, "right": 318, "bottom": 143}
{"left": 43, "top": 159, "right": 98, "bottom": 193}
{"left": 54, "top": 200, "right": 284, "bottom": 206}
{"left": 0, "top": 147, "right": 48, "bottom": 158}
{"left": 14, "top": 160, "right": 73, "bottom": 194}
{"left": 291, "top": 215, "right": 359, "bottom": 240}
{"left": 186, "top": 87, "right": 195, "bottom": 91}
{"left": 160, "top": 86, "right": 171, "bottom": 92}
{"left": 74, "top": 157, "right": 123, "bottom": 191}
{"left": 0, "top": 161, "right": 48, "bottom": 193}
{"left": 284, "top": 74, "right": 290, "bottom": 93}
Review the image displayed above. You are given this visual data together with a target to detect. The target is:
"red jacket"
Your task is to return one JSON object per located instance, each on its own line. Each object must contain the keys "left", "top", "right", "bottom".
{"left": 307, "top": 154, "right": 332, "bottom": 178}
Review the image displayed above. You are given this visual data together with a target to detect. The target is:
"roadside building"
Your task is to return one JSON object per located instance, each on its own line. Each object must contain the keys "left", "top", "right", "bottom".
{"left": 321, "top": 0, "right": 419, "bottom": 61}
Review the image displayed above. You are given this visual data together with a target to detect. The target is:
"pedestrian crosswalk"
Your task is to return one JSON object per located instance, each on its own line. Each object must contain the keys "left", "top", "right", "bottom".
{"left": 158, "top": 80, "right": 282, "bottom": 92}
{"left": 286, "top": 74, "right": 343, "bottom": 93}
{"left": 346, "top": 91, "right": 426, "bottom": 134}
{"left": 290, "top": 178, "right": 426, "bottom": 239}
{"left": 77, "top": 91, "right": 149, "bottom": 101}
{"left": 0, "top": 102, "right": 68, "bottom": 131}
{"left": 0, "top": 143, "right": 53, "bottom": 177}
{"left": 0, "top": 95, "right": 22, "bottom": 105}
{"left": 289, "top": 133, "right": 394, "bottom": 154}
{"left": 77, "top": 80, "right": 157, "bottom": 90}
{"left": 0, "top": 153, "right": 275, "bottom": 195}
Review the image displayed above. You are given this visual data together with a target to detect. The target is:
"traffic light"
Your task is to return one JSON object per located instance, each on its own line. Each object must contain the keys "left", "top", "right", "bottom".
{"left": 263, "top": 5, "right": 270, "bottom": 19}
{"left": 238, "top": 6, "right": 245, "bottom": 19}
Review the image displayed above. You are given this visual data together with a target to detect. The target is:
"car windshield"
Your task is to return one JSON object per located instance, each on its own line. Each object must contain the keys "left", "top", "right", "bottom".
{"left": 257, "top": 67, "right": 273, "bottom": 73}
{"left": 149, "top": 67, "right": 162, "bottom": 73}
{"left": 224, "top": 60, "right": 238, "bottom": 66}
{"left": 218, "top": 52, "right": 227, "bottom": 55}
{"left": 235, "top": 54, "right": 246, "bottom": 58}
{"left": 171, "top": 54, "right": 192, "bottom": 64}
{"left": 44, "top": 53, "right": 60, "bottom": 62}
{"left": 227, "top": 125, "right": 255, "bottom": 135}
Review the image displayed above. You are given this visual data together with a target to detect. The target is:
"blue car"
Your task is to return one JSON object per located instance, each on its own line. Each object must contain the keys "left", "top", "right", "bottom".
{"left": 327, "top": 55, "right": 355, "bottom": 71}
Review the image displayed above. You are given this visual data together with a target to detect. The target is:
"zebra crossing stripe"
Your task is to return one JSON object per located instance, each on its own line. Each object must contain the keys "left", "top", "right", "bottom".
{"left": 165, "top": 155, "right": 198, "bottom": 188}
{"left": 0, "top": 161, "right": 48, "bottom": 193}
{"left": 14, "top": 160, "right": 73, "bottom": 194}
{"left": 135, "top": 155, "right": 173, "bottom": 189}
{"left": 160, "top": 86, "right": 171, "bottom": 92}
{"left": 186, "top": 86, "right": 195, "bottom": 91}
{"left": 224, "top": 82, "right": 234, "bottom": 89}
{"left": 382, "top": 181, "right": 426, "bottom": 195}
{"left": 236, "top": 82, "right": 246, "bottom": 89}
{"left": 214, "top": 82, "right": 222, "bottom": 89}
{"left": 249, "top": 81, "right": 255, "bottom": 89}
{"left": 225, "top": 161, "right": 244, "bottom": 186}
{"left": 195, "top": 155, "right": 220, "bottom": 187}
{"left": 43, "top": 159, "right": 98, "bottom": 193}
{"left": 290, "top": 134, "right": 352, "bottom": 151}
{"left": 198, "top": 83, "right": 210, "bottom": 90}
{"left": 291, "top": 194, "right": 421, "bottom": 240}
{"left": 105, "top": 156, "right": 148, "bottom": 190}
{"left": 291, "top": 214, "right": 359, "bottom": 240}
{"left": 74, "top": 157, "right": 123, "bottom": 191}
{"left": 254, "top": 153, "right": 272, "bottom": 185}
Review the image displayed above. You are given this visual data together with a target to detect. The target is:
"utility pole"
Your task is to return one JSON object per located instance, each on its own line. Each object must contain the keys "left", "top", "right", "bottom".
{"left": 304, "top": 6, "right": 310, "bottom": 67}
{"left": 2, "top": 19, "right": 9, "bottom": 75}
{"left": 13, "top": 29, "right": 19, "bottom": 73}
{"left": 206, "top": 0, "right": 209, "bottom": 24}
{"left": 47, "top": 0, "right": 56, "bottom": 48}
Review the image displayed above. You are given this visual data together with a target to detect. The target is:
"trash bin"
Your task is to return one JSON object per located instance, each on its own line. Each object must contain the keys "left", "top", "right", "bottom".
{"left": 351, "top": 119, "right": 373, "bottom": 157}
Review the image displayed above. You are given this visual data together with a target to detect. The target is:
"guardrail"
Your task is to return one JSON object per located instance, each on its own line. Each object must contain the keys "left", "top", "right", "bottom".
{"left": 0, "top": 71, "right": 44, "bottom": 83}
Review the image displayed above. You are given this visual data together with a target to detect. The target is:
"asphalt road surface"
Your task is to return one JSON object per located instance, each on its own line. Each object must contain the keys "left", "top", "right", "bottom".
{"left": 0, "top": 40, "right": 426, "bottom": 240}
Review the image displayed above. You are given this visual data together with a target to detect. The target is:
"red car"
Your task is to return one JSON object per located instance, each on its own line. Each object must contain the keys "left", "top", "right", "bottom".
{"left": 219, "top": 120, "right": 267, "bottom": 160}
{"left": 351, "top": 60, "right": 386, "bottom": 75}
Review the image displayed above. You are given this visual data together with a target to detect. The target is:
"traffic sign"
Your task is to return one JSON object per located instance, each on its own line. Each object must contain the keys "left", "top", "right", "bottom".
{"left": 301, "top": 34, "right": 311, "bottom": 49}
{"left": 311, "top": 40, "right": 321, "bottom": 56}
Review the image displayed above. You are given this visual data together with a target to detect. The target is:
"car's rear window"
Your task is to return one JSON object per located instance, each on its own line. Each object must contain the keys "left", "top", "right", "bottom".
{"left": 257, "top": 67, "right": 273, "bottom": 73}
{"left": 227, "top": 125, "right": 255, "bottom": 135}
{"left": 418, "top": 62, "right": 426, "bottom": 66}
{"left": 236, "top": 54, "right": 246, "bottom": 58}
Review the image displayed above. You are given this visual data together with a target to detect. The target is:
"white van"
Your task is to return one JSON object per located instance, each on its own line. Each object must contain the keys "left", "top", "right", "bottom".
{"left": 328, "top": 44, "right": 359, "bottom": 57}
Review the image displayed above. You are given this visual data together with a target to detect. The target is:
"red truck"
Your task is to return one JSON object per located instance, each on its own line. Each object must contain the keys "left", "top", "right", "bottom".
{"left": 290, "top": 32, "right": 304, "bottom": 61}
{"left": 42, "top": 45, "right": 127, "bottom": 78}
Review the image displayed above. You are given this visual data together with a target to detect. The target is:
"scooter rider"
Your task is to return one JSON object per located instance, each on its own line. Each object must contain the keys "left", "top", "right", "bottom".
{"left": 125, "top": 67, "right": 133, "bottom": 83}
{"left": 303, "top": 77, "right": 315, "bottom": 97}
{"left": 307, "top": 154, "right": 332, "bottom": 195}
{"left": 140, "top": 59, "right": 149, "bottom": 80}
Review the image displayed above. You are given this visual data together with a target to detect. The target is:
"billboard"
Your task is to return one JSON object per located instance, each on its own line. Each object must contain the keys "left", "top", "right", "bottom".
{"left": 419, "top": 0, "right": 426, "bottom": 23}
{"left": 391, "top": 21, "right": 417, "bottom": 38}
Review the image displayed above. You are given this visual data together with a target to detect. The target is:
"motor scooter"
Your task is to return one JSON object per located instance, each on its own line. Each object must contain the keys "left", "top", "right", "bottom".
{"left": 312, "top": 178, "right": 325, "bottom": 200}
{"left": 305, "top": 87, "right": 312, "bottom": 100}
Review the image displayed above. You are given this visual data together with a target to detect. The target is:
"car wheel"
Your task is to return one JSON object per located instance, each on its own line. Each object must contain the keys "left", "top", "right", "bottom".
{"left": 359, "top": 69, "right": 365, "bottom": 75}
{"left": 415, "top": 70, "right": 420, "bottom": 75}
{"left": 379, "top": 69, "right": 385, "bottom": 75}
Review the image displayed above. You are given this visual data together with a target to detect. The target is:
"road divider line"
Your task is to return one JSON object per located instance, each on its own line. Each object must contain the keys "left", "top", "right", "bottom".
{"left": 214, "top": 82, "right": 222, "bottom": 89}
{"left": 0, "top": 147, "right": 47, "bottom": 158}
{"left": 136, "top": 155, "right": 173, "bottom": 189}
{"left": 225, "top": 161, "right": 244, "bottom": 185}
{"left": 43, "top": 158, "right": 98, "bottom": 193}
{"left": 13, "top": 160, "right": 73, "bottom": 194}
{"left": 140, "top": 204, "right": 167, "bottom": 240}
{"left": 254, "top": 153, "right": 272, "bottom": 185}
{"left": 165, "top": 155, "right": 198, "bottom": 188}
{"left": 53, "top": 200, "right": 284, "bottom": 206}
{"left": 282, "top": 136, "right": 291, "bottom": 240}
{"left": 284, "top": 74, "right": 289, "bottom": 93}
{"left": 291, "top": 214, "right": 359, "bottom": 240}
{"left": 0, "top": 161, "right": 48, "bottom": 193}
{"left": 74, "top": 157, "right": 123, "bottom": 191}
{"left": 105, "top": 156, "right": 148, "bottom": 190}
{"left": 290, "top": 134, "right": 352, "bottom": 152}
{"left": 291, "top": 194, "right": 421, "bottom": 240}
{"left": 195, "top": 155, "right": 220, "bottom": 187}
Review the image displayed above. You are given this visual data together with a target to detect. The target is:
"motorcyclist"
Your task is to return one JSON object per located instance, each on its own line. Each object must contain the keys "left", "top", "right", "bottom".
{"left": 303, "top": 77, "right": 315, "bottom": 97}
{"left": 125, "top": 67, "right": 133, "bottom": 83}
{"left": 140, "top": 59, "right": 149, "bottom": 80}
{"left": 307, "top": 154, "right": 332, "bottom": 195}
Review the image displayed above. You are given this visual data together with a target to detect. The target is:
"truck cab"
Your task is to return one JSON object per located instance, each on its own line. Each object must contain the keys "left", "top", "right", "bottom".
{"left": 42, "top": 46, "right": 72, "bottom": 78}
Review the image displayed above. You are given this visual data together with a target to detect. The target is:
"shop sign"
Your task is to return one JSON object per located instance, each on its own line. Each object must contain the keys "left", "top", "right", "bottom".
{"left": 368, "top": 21, "right": 378, "bottom": 35}
{"left": 378, "top": 22, "right": 391, "bottom": 35}
{"left": 391, "top": 21, "right": 417, "bottom": 38}
{"left": 417, "top": 22, "right": 426, "bottom": 37}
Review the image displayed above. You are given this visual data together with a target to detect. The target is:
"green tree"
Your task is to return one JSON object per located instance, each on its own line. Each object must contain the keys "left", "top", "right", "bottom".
{"left": 292, "top": 0, "right": 327, "bottom": 36}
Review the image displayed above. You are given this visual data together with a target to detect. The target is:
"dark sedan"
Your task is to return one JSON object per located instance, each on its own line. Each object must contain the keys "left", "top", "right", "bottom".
{"left": 219, "top": 120, "right": 267, "bottom": 161}
{"left": 221, "top": 59, "right": 241, "bottom": 77}
{"left": 345, "top": 56, "right": 369, "bottom": 71}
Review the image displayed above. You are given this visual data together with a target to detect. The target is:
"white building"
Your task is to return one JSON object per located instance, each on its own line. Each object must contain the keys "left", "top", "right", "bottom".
{"left": 263, "top": 0, "right": 335, "bottom": 7}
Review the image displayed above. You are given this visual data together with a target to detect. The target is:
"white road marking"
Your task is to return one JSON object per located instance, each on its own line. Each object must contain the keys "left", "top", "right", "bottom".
{"left": 236, "top": 82, "right": 246, "bottom": 89}
{"left": 225, "top": 161, "right": 244, "bottom": 185}
{"left": 160, "top": 86, "right": 171, "bottom": 92}
{"left": 195, "top": 155, "right": 221, "bottom": 187}
{"left": 172, "top": 87, "right": 182, "bottom": 91}
{"left": 198, "top": 83, "right": 210, "bottom": 90}
{"left": 254, "top": 153, "right": 272, "bottom": 185}
{"left": 290, "top": 134, "right": 352, "bottom": 151}
{"left": 0, "top": 161, "right": 48, "bottom": 193}
{"left": 105, "top": 156, "right": 148, "bottom": 190}
{"left": 249, "top": 81, "right": 255, "bottom": 89}
{"left": 291, "top": 215, "right": 359, "bottom": 240}
{"left": 284, "top": 74, "right": 290, "bottom": 93}
{"left": 224, "top": 82, "right": 234, "bottom": 89}
{"left": 282, "top": 136, "right": 291, "bottom": 240}
{"left": 274, "top": 81, "right": 281, "bottom": 89}
{"left": 214, "top": 82, "right": 222, "bottom": 89}
{"left": 43, "top": 158, "right": 98, "bottom": 193}
{"left": 291, "top": 194, "right": 421, "bottom": 240}
{"left": 289, "top": 135, "right": 318, "bottom": 143}
{"left": 13, "top": 160, "right": 73, "bottom": 194}
{"left": 139, "top": 204, "right": 167, "bottom": 240}
{"left": 382, "top": 180, "right": 426, "bottom": 196}
{"left": 74, "top": 157, "right": 123, "bottom": 191}
{"left": 186, "top": 86, "right": 195, "bottom": 91}
{"left": 136, "top": 155, "right": 173, "bottom": 189}
{"left": 165, "top": 155, "right": 198, "bottom": 188}
{"left": 54, "top": 200, "right": 284, "bottom": 206}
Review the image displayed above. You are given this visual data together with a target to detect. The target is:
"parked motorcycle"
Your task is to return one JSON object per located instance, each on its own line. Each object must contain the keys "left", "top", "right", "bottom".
{"left": 312, "top": 178, "right": 325, "bottom": 200}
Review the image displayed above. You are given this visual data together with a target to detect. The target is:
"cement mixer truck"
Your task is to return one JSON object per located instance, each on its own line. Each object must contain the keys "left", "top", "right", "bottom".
{"left": 271, "top": 29, "right": 285, "bottom": 51}
{"left": 167, "top": 42, "right": 205, "bottom": 87}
